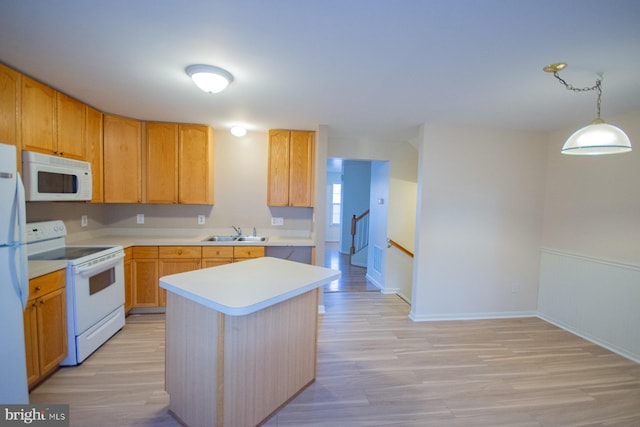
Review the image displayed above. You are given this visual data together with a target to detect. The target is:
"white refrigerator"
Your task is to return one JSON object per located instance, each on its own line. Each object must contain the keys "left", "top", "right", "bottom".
{"left": 0, "top": 143, "right": 29, "bottom": 403}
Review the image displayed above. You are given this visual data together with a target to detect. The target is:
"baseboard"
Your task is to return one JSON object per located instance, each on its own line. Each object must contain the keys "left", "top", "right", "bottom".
{"left": 408, "top": 310, "right": 537, "bottom": 322}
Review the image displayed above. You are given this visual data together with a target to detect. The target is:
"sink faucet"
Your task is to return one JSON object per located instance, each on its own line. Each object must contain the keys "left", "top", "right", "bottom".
{"left": 232, "top": 225, "right": 242, "bottom": 236}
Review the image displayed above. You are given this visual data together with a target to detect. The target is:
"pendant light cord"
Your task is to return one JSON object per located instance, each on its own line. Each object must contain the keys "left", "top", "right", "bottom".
{"left": 552, "top": 71, "right": 602, "bottom": 119}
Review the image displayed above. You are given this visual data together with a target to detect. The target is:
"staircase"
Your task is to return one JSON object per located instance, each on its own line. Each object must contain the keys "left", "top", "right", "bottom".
{"left": 350, "top": 209, "right": 369, "bottom": 267}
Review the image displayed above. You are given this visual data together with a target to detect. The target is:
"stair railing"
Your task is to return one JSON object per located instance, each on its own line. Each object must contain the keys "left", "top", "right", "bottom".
{"left": 350, "top": 209, "right": 370, "bottom": 261}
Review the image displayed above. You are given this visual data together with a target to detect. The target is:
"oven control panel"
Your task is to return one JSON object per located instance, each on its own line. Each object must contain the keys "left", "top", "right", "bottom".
{"left": 26, "top": 220, "right": 67, "bottom": 243}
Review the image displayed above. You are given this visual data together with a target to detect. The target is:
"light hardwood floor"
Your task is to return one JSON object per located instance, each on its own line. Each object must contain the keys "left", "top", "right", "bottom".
{"left": 30, "top": 292, "right": 640, "bottom": 426}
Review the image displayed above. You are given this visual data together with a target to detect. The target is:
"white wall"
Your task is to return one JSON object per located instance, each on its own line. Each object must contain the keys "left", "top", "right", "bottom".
{"left": 411, "top": 124, "right": 547, "bottom": 320}
{"left": 537, "top": 110, "right": 640, "bottom": 362}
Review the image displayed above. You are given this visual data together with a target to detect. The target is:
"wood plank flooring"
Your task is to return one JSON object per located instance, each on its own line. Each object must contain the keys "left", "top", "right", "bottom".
{"left": 323, "top": 242, "right": 378, "bottom": 292}
{"left": 30, "top": 292, "right": 640, "bottom": 426}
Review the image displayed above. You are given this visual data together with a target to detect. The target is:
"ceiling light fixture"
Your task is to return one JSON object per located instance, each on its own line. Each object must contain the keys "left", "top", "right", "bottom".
{"left": 186, "top": 64, "right": 233, "bottom": 93}
{"left": 544, "top": 62, "right": 632, "bottom": 155}
{"left": 230, "top": 126, "right": 247, "bottom": 137}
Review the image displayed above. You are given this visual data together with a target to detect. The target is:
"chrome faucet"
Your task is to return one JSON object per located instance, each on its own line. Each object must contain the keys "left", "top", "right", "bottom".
{"left": 232, "top": 225, "right": 242, "bottom": 236}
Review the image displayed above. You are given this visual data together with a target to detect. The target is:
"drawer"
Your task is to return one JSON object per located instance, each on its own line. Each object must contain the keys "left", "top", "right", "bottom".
{"left": 133, "top": 246, "right": 159, "bottom": 259}
{"left": 202, "top": 246, "right": 234, "bottom": 259}
{"left": 233, "top": 246, "right": 265, "bottom": 259}
{"left": 29, "top": 269, "right": 65, "bottom": 299}
{"left": 159, "top": 246, "right": 202, "bottom": 259}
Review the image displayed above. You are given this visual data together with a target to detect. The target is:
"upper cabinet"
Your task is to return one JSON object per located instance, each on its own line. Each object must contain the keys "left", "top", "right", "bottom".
{"left": 267, "top": 129, "right": 315, "bottom": 207}
{"left": 103, "top": 114, "right": 142, "bottom": 203}
{"left": 178, "top": 124, "right": 214, "bottom": 205}
{"left": 21, "top": 76, "right": 86, "bottom": 160}
{"left": 0, "top": 64, "right": 20, "bottom": 164}
{"left": 86, "top": 106, "right": 103, "bottom": 203}
{"left": 145, "top": 122, "right": 178, "bottom": 203}
{"left": 144, "top": 122, "right": 214, "bottom": 205}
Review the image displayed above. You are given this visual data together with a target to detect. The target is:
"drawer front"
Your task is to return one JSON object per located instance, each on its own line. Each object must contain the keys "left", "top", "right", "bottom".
{"left": 233, "top": 246, "right": 265, "bottom": 259}
{"left": 159, "top": 246, "right": 202, "bottom": 259}
{"left": 29, "top": 269, "right": 65, "bottom": 299}
{"left": 133, "top": 246, "right": 159, "bottom": 259}
{"left": 202, "top": 246, "right": 234, "bottom": 259}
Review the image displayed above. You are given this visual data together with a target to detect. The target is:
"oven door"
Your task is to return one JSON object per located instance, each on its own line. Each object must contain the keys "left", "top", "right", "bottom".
{"left": 69, "top": 253, "right": 125, "bottom": 335}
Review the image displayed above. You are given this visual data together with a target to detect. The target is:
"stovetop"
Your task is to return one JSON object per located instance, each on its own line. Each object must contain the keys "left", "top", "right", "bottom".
{"left": 28, "top": 246, "right": 115, "bottom": 261}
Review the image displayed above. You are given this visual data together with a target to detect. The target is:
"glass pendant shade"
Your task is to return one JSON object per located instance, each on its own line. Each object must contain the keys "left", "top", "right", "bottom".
{"left": 186, "top": 64, "right": 233, "bottom": 93}
{"left": 561, "top": 118, "right": 632, "bottom": 155}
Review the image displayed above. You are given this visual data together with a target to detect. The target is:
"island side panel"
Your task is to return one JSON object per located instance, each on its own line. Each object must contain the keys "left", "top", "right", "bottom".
{"left": 223, "top": 289, "right": 319, "bottom": 426}
{"left": 165, "top": 292, "right": 221, "bottom": 427}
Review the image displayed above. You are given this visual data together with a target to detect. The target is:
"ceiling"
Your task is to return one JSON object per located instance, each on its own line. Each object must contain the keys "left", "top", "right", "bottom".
{"left": 1, "top": 0, "right": 639, "bottom": 143}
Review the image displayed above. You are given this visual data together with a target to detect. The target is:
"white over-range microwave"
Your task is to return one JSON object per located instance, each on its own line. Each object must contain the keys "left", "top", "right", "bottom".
{"left": 22, "top": 151, "right": 92, "bottom": 201}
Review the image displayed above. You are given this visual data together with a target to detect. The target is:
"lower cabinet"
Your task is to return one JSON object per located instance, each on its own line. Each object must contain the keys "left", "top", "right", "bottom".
{"left": 132, "top": 246, "right": 159, "bottom": 308}
{"left": 24, "top": 269, "right": 67, "bottom": 389}
{"left": 124, "top": 247, "right": 133, "bottom": 314}
{"left": 158, "top": 246, "right": 202, "bottom": 307}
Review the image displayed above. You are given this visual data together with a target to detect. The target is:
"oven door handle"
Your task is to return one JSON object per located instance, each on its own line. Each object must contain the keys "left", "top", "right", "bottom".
{"left": 75, "top": 254, "right": 124, "bottom": 277}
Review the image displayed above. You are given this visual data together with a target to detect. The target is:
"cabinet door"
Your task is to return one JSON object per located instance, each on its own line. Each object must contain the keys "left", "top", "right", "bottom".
{"left": 289, "top": 131, "right": 314, "bottom": 206}
{"left": 0, "top": 64, "right": 20, "bottom": 163}
{"left": 23, "top": 301, "right": 40, "bottom": 387}
{"left": 132, "top": 259, "right": 159, "bottom": 307}
{"left": 124, "top": 248, "right": 133, "bottom": 314}
{"left": 158, "top": 259, "right": 202, "bottom": 306}
{"left": 146, "top": 122, "right": 178, "bottom": 203}
{"left": 103, "top": 114, "right": 141, "bottom": 202}
{"left": 86, "top": 106, "right": 104, "bottom": 202}
{"left": 21, "top": 76, "right": 56, "bottom": 154}
{"left": 56, "top": 92, "right": 86, "bottom": 159}
{"left": 267, "top": 130, "right": 290, "bottom": 206}
{"left": 178, "top": 124, "right": 214, "bottom": 204}
{"left": 36, "top": 287, "right": 67, "bottom": 376}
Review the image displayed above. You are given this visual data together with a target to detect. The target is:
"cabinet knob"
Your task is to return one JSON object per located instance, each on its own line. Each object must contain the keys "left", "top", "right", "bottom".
{"left": 40, "top": 300, "right": 45, "bottom": 305}
{"left": 35, "top": 286, "right": 41, "bottom": 292}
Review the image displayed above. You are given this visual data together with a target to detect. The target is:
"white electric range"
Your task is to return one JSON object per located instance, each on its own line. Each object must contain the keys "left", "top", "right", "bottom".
{"left": 26, "top": 220, "right": 125, "bottom": 365}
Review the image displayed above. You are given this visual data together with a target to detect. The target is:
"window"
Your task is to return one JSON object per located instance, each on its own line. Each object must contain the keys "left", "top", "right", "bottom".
{"left": 331, "top": 183, "right": 341, "bottom": 225}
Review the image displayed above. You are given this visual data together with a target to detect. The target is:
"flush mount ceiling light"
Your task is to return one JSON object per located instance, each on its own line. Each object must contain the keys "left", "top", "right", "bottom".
{"left": 230, "top": 126, "right": 247, "bottom": 137}
{"left": 186, "top": 64, "right": 233, "bottom": 93}
{"left": 544, "top": 62, "right": 632, "bottom": 155}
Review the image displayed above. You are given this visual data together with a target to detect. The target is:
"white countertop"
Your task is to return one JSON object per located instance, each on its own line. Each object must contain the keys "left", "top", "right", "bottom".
{"left": 159, "top": 257, "right": 340, "bottom": 316}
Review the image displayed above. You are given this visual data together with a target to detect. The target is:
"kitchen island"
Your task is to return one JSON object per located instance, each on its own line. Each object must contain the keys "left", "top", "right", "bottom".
{"left": 159, "top": 257, "right": 340, "bottom": 427}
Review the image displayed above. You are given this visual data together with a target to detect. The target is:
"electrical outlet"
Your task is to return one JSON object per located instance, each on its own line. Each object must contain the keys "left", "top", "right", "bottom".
{"left": 81, "top": 215, "right": 88, "bottom": 227}
{"left": 271, "top": 217, "right": 284, "bottom": 226}
{"left": 197, "top": 215, "right": 205, "bottom": 225}
{"left": 136, "top": 214, "right": 144, "bottom": 224}
{"left": 511, "top": 283, "right": 520, "bottom": 294}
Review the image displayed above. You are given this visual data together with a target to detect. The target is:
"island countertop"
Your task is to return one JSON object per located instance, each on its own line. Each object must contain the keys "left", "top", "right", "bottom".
{"left": 159, "top": 256, "right": 340, "bottom": 316}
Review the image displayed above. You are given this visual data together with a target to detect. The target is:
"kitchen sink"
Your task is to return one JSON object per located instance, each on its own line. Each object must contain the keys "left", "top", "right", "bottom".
{"left": 203, "top": 235, "right": 237, "bottom": 242}
{"left": 202, "top": 235, "right": 268, "bottom": 242}
{"left": 235, "top": 236, "right": 268, "bottom": 242}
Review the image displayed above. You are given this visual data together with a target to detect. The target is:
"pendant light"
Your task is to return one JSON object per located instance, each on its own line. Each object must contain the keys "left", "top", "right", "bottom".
{"left": 544, "top": 63, "right": 632, "bottom": 155}
{"left": 186, "top": 64, "right": 233, "bottom": 93}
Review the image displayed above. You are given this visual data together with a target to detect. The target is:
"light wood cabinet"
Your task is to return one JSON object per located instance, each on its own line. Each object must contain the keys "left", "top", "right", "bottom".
{"left": 103, "top": 114, "right": 142, "bottom": 203}
{"left": 267, "top": 129, "right": 314, "bottom": 207}
{"left": 144, "top": 122, "right": 214, "bottom": 205}
{"left": 123, "top": 247, "right": 133, "bottom": 314}
{"left": 86, "top": 106, "right": 103, "bottom": 203}
{"left": 56, "top": 92, "right": 86, "bottom": 159}
{"left": 21, "top": 76, "right": 86, "bottom": 160}
{"left": 132, "top": 246, "right": 159, "bottom": 308}
{"left": 0, "top": 63, "right": 21, "bottom": 169}
{"left": 178, "top": 124, "right": 214, "bottom": 204}
{"left": 21, "top": 76, "right": 56, "bottom": 155}
{"left": 202, "top": 246, "right": 234, "bottom": 268}
{"left": 24, "top": 269, "right": 67, "bottom": 389}
{"left": 158, "top": 246, "right": 202, "bottom": 306}
{"left": 145, "top": 122, "right": 179, "bottom": 203}
{"left": 233, "top": 246, "right": 265, "bottom": 262}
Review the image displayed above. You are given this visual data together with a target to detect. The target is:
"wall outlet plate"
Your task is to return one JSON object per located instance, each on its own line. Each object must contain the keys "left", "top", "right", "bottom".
{"left": 271, "top": 217, "right": 284, "bottom": 226}
{"left": 81, "top": 215, "right": 88, "bottom": 227}
{"left": 197, "top": 215, "right": 205, "bottom": 225}
{"left": 136, "top": 214, "right": 144, "bottom": 224}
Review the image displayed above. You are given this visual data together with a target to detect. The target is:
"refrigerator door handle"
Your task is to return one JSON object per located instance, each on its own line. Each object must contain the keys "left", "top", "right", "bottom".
{"left": 15, "top": 173, "right": 29, "bottom": 309}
